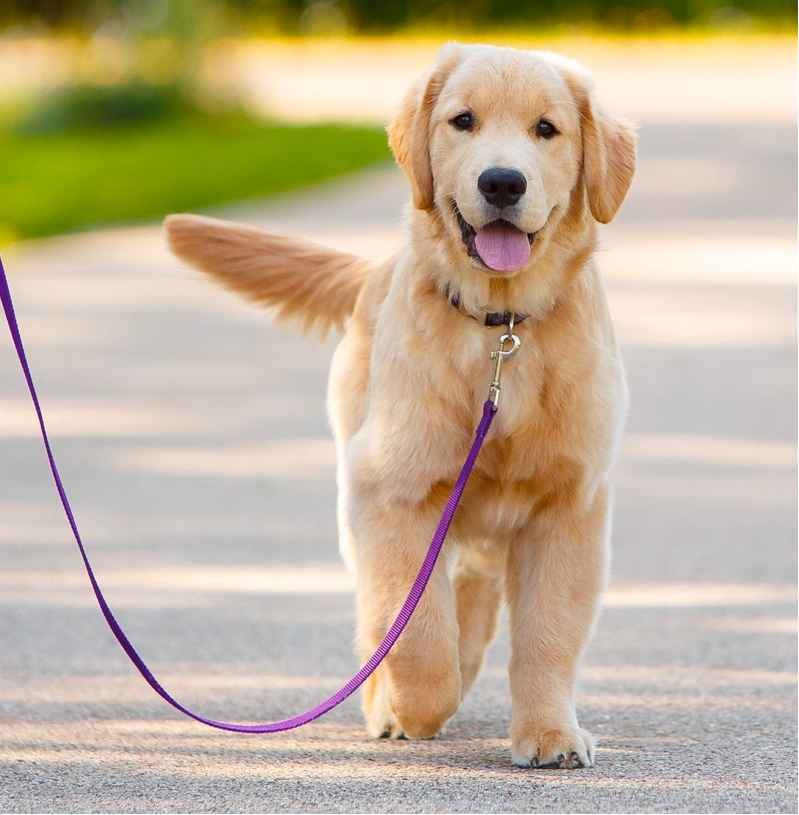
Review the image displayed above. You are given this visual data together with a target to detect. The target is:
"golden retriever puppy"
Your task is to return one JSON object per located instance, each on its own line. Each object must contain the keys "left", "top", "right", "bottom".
{"left": 165, "top": 42, "right": 636, "bottom": 769}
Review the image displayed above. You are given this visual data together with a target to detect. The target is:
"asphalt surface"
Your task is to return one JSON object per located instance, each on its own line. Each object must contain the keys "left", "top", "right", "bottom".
{"left": 0, "top": 55, "right": 797, "bottom": 815}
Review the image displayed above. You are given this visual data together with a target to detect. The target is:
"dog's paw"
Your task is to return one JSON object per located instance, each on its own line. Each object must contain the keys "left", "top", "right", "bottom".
{"left": 512, "top": 727, "right": 595, "bottom": 769}
{"left": 370, "top": 717, "right": 406, "bottom": 740}
{"left": 364, "top": 683, "right": 405, "bottom": 739}
{"left": 366, "top": 706, "right": 405, "bottom": 739}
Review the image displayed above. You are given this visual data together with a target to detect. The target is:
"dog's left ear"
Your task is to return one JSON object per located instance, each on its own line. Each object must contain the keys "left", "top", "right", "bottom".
{"left": 388, "top": 42, "right": 464, "bottom": 211}
{"left": 565, "top": 67, "right": 638, "bottom": 224}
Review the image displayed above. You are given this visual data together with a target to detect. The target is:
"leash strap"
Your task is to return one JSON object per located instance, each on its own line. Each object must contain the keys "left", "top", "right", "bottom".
{"left": 0, "top": 250, "right": 496, "bottom": 733}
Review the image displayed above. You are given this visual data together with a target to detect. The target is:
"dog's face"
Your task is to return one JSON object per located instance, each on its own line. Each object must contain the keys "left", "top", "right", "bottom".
{"left": 389, "top": 44, "right": 636, "bottom": 277}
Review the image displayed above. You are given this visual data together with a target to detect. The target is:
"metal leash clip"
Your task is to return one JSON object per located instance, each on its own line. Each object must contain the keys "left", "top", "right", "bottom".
{"left": 488, "top": 312, "right": 522, "bottom": 410}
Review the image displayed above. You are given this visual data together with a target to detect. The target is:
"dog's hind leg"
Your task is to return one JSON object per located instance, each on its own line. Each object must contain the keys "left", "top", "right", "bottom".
{"left": 327, "top": 318, "right": 373, "bottom": 571}
{"left": 454, "top": 551, "right": 504, "bottom": 699}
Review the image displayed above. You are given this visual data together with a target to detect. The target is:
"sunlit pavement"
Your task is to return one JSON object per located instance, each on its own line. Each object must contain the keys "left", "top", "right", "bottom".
{"left": 0, "top": 45, "right": 796, "bottom": 814}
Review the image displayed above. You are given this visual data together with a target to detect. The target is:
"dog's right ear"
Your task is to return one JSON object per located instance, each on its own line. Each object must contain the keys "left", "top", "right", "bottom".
{"left": 387, "top": 42, "right": 464, "bottom": 211}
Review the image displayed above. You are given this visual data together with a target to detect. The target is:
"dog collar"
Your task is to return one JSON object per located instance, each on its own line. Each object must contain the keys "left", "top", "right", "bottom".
{"left": 445, "top": 285, "right": 529, "bottom": 328}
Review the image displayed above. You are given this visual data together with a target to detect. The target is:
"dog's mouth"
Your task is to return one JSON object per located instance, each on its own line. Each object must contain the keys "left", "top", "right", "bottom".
{"left": 455, "top": 207, "right": 537, "bottom": 273}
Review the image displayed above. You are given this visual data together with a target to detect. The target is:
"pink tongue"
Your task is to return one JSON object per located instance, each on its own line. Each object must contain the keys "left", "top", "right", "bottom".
{"left": 474, "top": 220, "right": 531, "bottom": 272}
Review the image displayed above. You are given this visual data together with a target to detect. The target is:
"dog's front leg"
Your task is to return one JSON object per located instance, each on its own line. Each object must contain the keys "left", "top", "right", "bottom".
{"left": 506, "top": 481, "right": 611, "bottom": 769}
{"left": 352, "top": 493, "right": 462, "bottom": 741}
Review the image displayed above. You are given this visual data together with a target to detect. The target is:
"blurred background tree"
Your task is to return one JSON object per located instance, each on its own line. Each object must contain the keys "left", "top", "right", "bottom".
{"left": 0, "top": 0, "right": 794, "bottom": 33}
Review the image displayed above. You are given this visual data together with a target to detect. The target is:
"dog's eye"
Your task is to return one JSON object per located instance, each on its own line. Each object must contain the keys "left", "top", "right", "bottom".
{"left": 536, "top": 119, "right": 558, "bottom": 139}
{"left": 451, "top": 112, "right": 474, "bottom": 132}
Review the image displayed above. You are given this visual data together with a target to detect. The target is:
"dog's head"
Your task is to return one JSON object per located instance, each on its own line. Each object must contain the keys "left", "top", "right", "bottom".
{"left": 389, "top": 43, "right": 637, "bottom": 278}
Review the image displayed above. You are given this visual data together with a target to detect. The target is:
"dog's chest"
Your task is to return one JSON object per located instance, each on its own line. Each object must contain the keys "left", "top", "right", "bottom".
{"left": 448, "top": 338, "right": 625, "bottom": 543}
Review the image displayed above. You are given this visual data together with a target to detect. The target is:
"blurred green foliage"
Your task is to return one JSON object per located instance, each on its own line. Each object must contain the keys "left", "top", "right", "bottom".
{"left": 15, "top": 81, "right": 192, "bottom": 135}
{"left": 339, "top": 0, "right": 793, "bottom": 29}
{"left": 0, "top": 112, "right": 390, "bottom": 240}
{"left": 1, "top": 0, "right": 794, "bottom": 32}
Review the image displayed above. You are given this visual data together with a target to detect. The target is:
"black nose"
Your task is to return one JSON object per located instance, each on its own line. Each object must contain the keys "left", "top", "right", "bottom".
{"left": 477, "top": 168, "right": 527, "bottom": 209}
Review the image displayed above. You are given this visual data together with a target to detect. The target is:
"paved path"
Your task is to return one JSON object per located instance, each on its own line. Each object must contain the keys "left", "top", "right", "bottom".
{"left": 0, "top": 75, "right": 796, "bottom": 812}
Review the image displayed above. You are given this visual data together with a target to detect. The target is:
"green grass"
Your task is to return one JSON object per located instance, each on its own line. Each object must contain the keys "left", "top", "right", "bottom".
{"left": 0, "top": 113, "right": 391, "bottom": 241}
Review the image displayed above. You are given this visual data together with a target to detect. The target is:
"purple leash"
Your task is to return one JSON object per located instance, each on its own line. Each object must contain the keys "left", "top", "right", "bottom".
{"left": 0, "top": 249, "right": 505, "bottom": 733}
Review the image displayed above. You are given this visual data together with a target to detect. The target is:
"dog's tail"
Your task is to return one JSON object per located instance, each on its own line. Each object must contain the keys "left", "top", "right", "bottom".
{"left": 165, "top": 214, "right": 373, "bottom": 336}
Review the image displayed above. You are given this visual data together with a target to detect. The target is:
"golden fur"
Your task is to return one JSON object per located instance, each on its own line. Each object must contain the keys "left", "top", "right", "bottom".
{"left": 165, "top": 42, "right": 636, "bottom": 769}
